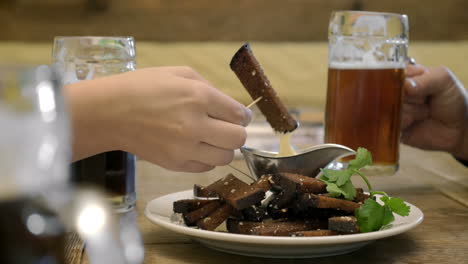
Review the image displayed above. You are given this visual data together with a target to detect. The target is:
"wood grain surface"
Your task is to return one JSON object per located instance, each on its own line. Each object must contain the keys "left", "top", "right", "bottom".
{"left": 77, "top": 141, "right": 468, "bottom": 264}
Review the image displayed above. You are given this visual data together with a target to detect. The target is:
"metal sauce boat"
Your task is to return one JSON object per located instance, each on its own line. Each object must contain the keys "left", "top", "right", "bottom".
{"left": 240, "top": 143, "right": 355, "bottom": 179}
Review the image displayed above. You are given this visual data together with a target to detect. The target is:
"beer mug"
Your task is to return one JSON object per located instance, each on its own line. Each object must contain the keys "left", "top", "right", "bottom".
{"left": 324, "top": 11, "right": 408, "bottom": 175}
{"left": 53, "top": 36, "right": 137, "bottom": 212}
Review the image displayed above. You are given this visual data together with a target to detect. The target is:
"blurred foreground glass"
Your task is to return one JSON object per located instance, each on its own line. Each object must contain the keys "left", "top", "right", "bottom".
{"left": 0, "top": 65, "right": 143, "bottom": 264}
{"left": 324, "top": 11, "right": 408, "bottom": 175}
{"left": 53, "top": 36, "right": 137, "bottom": 212}
{"left": 0, "top": 65, "right": 69, "bottom": 264}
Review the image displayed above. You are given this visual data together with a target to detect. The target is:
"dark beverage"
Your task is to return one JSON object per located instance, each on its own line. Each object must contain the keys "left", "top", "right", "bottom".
{"left": 0, "top": 198, "right": 66, "bottom": 264}
{"left": 72, "top": 150, "right": 135, "bottom": 211}
{"left": 53, "top": 36, "right": 137, "bottom": 211}
{"left": 325, "top": 67, "right": 405, "bottom": 165}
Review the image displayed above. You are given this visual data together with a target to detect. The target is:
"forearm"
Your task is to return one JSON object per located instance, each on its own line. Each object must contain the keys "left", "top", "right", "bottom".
{"left": 64, "top": 77, "right": 123, "bottom": 161}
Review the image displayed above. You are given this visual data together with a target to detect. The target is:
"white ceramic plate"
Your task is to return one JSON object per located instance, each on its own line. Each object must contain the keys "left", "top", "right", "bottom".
{"left": 144, "top": 190, "right": 424, "bottom": 258}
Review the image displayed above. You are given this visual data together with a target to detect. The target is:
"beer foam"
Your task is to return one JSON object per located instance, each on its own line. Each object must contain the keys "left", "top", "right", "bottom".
{"left": 329, "top": 61, "right": 405, "bottom": 69}
{"left": 329, "top": 38, "right": 406, "bottom": 69}
{"left": 354, "top": 15, "right": 387, "bottom": 37}
{"left": 329, "top": 29, "right": 407, "bottom": 70}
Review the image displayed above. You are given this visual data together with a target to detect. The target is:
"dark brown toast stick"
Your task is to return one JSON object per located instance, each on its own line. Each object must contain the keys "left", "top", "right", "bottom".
{"left": 226, "top": 218, "right": 326, "bottom": 236}
{"left": 328, "top": 216, "right": 360, "bottom": 234}
{"left": 272, "top": 173, "right": 327, "bottom": 194}
{"left": 196, "top": 204, "right": 234, "bottom": 230}
{"left": 297, "top": 207, "right": 352, "bottom": 220}
{"left": 354, "top": 188, "right": 371, "bottom": 203}
{"left": 205, "top": 173, "right": 265, "bottom": 210}
{"left": 251, "top": 174, "right": 273, "bottom": 192}
{"left": 193, "top": 184, "right": 218, "bottom": 198}
{"left": 173, "top": 199, "right": 220, "bottom": 214}
{"left": 292, "top": 230, "right": 339, "bottom": 237}
{"left": 299, "top": 193, "right": 361, "bottom": 213}
{"left": 242, "top": 205, "right": 269, "bottom": 222}
{"left": 230, "top": 43, "right": 297, "bottom": 133}
{"left": 183, "top": 200, "right": 222, "bottom": 225}
{"left": 266, "top": 191, "right": 296, "bottom": 219}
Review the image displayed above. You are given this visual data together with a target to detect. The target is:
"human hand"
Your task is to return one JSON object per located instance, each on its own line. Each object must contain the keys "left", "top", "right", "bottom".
{"left": 67, "top": 67, "right": 251, "bottom": 172}
{"left": 402, "top": 64, "right": 468, "bottom": 160}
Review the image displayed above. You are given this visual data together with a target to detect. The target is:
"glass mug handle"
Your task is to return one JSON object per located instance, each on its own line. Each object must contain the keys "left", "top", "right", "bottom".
{"left": 408, "top": 57, "right": 417, "bottom": 65}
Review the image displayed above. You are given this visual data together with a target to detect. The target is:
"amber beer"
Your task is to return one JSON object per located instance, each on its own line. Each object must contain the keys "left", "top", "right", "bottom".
{"left": 325, "top": 66, "right": 405, "bottom": 166}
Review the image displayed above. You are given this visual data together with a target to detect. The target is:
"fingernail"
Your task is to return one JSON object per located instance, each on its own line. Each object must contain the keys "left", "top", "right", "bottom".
{"left": 243, "top": 108, "right": 253, "bottom": 126}
{"left": 408, "top": 78, "right": 417, "bottom": 88}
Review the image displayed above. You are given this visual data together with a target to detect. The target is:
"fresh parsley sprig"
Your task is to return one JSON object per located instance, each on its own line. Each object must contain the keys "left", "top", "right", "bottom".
{"left": 355, "top": 194, "right": 410, "bottom": 232}
{"left": 319, "top": 148, "right": 373, "bottom": 200}
{"left": 319, "top": 147, "right": 411, "bottom": 232}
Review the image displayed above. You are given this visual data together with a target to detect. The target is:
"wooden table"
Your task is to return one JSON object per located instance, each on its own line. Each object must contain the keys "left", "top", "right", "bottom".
{"left": 78, "top": 137, "right": 468, "bottom": 264}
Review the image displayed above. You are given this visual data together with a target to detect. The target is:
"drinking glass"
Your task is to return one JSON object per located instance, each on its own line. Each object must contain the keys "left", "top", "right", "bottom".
{"left": 0, "top": 65, "right": 70, "bottom": 201}
{"left": 0, "top": 65, "right": 69, "bottom": 264}
{"left": 53, "top": 36, "right": 137, "bottom": 212}
{"left": 324, "top": 11, "right": 409, "bottom": 175}
{"left": 0, "top": 65, "right": 143, "bottom": 264}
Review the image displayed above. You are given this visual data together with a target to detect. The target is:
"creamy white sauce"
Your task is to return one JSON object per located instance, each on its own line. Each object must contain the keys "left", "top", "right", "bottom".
{"left": 277, "top": 132, "right": 297, "bottom": 157}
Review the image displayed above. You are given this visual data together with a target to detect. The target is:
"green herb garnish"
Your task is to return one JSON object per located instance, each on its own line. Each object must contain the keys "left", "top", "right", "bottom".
{"left": 355, "top": 194, "right": 410, "bottom": 232}
{"left": 319, "top": 147, "right": 411, "bottom": 232}
{"left": 320, "top": 147, "right": 372, "bottom": 200}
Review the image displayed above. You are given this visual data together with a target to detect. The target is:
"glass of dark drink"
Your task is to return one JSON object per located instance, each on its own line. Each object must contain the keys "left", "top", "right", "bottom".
{"left": 53, "top": 36, "right": 137, "bottom": 212}
{"left": 324, "top": 11, "right": 409, "bottom": 175}
{"left": 0, "top": 65, "right": 68, "bottom": 264}
{"left": 0, "top": 198, "right": 66, "bottom": 264}
{"left": 0, "top": 65, "right": 143, "bottom": 264}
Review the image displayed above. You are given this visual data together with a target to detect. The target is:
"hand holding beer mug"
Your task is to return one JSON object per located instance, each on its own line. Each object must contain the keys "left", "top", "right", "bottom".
{"left": 325, "top": 11, "right": 408, "bottom": 175}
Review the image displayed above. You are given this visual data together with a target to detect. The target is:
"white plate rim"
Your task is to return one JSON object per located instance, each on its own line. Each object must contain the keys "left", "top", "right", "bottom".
{"left": 144, "top": 189, "right": 424, "bottom": 246}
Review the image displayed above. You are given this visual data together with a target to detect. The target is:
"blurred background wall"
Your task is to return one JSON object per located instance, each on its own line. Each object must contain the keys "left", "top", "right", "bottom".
{"left": 0, "top": 0, "right": 467, "bottom": 107}
{"left": 0, "top": 0, "right": 467, "bottom": 41}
